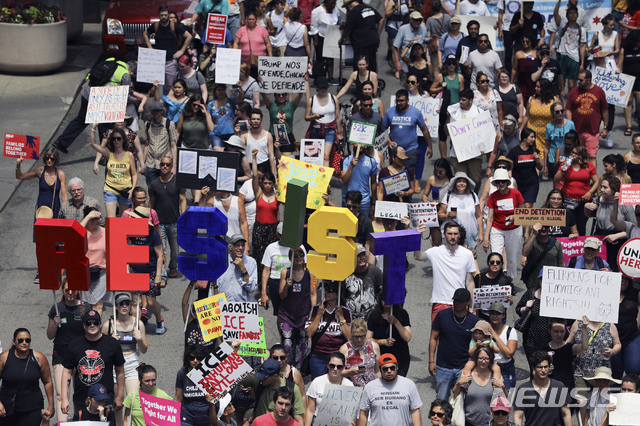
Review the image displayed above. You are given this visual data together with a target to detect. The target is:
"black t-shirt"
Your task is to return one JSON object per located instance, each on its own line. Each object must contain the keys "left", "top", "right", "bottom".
{"left": 367, "top": 308, "right": 411, "bottom": 369}
{"left": 536, "top": 342, "right": 575, "bottom": 390}
{"left": 150, "top": 174, "right": 185, "bottom": 224}
{"left": 344, "top": 3, "right": 382, "bottom": 48}
{"left": 509, "top": 12, "right": 544, "bottom": 45}
{"left": 536, "top": 59, "right": 562, "bottom": 91}
{"left": 129, "top": 227, "right": 162, "bottom": 273}
{"left": 432, "top": 308, "right": 479, "bottom": 369}
{"left": 547, "top": 209, "right": 576, "bottom": 238}
{"left": 344, "top": 264, "right": 383, "bottom": 321}
{"left": 513, "top": 379, "right": 571, "bottom": 426}
{"left": 356, "top": 213, "right": 374, "bottom": 245}
{"left": 507, "top": 144, "right": 540, "bottom": 186}
{"left": 48, "top": 302, "right": 91, "bottom": 355}
{"left": 176, "top": 366, "right": 211, "bottom": 423}
{"left": 617, "top": 296, "right": 640, "bottom": 346}
{"left": 145, "top": 21, "right": 188, "bottom": 60}
{"left": 62, "top": 335, "right": 125, "bottom": 405}
{"left": 75, "top": 406, "right": 116, "bottom": 425}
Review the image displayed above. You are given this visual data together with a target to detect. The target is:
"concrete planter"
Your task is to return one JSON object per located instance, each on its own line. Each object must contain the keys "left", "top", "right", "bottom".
{"left": 0, "top": 21, "right": 67, "bottom": 73}
{"left": 42, "top": 0, "right": 83, "bottom": 40}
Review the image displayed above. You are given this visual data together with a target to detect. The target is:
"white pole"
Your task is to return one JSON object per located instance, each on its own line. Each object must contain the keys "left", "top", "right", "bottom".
{"left": 52, "top": 290, "right": 60, "bottom": 327}
{"left": 136, "top": 292, "right": 141, "bottom": 331}
{"left": 113, "top": 292, "right": 117, "bottom": 336}
{"left": 389, "top": 305, "right": 393, "bottom": 339}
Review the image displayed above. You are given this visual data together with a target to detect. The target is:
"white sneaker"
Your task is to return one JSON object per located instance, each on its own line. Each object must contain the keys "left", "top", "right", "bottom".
{"left": 606, "top": 134, "right": 614, "bottom": 148}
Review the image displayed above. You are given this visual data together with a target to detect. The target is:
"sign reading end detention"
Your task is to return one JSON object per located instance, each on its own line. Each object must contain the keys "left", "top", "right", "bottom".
{"left": 514, "top": 208, "right": 566, "bottom": 226}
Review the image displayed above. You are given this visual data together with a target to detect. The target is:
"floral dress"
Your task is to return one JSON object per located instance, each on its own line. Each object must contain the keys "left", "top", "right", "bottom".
{"left": 527, "top": 97, "right": 555, "bottom": 153}
{"left": 574, "top": 323, "right": 613, "bottom": 377}
{"left": 473, "top": 89, "right": 502, "bottom": 134}
{"left": 344, "top": 340, "right": 377, "bottom": 387}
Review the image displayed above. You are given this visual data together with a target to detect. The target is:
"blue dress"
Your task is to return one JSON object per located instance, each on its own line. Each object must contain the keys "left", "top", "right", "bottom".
{"left": 36, "top": 168, "right": 61, "bottom": 218}
{"left": 161, "top": 95, "right": 188, "bottom": 123}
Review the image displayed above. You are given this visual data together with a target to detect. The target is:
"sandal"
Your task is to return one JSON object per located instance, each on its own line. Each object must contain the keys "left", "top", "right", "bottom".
{"left": 160, "top": 280, "right": 167, "bottom": 288}
{"left": 625, "top": 127, "right": 633, "bottom": 136}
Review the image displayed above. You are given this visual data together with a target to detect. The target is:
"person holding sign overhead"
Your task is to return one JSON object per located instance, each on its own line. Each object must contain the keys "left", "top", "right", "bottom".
{"left": 377, "top": 145, "right": 414, "bottom": 202}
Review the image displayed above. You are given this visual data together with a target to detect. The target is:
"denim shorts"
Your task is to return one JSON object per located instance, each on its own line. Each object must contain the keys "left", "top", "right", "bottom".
{"left": 103, "top": 189, "right": 132, "bottom": 205}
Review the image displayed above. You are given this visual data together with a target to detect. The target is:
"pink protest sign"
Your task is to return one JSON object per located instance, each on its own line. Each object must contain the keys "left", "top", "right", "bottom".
{"left": 140, "top": 392, "right": 181, "bottom": 426}
{"left": 620, "top": 184, "right": 640, "bottom": 205}
{"left": 557, "top": 236, "right": 607, "bottom": 266}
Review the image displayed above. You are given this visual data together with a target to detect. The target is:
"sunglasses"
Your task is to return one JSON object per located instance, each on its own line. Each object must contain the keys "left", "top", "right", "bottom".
{"left": 293, "top": 253, "right": 305, "bottom": 259}
{"left": 496, "top": 165, "right": 508, "bottom": 169}
{"left": 44, "top": 156, "right": 55, "bottom": 161}
{"left": 160, "top": 162, "right": 172, "bottom": 167}
{"left": 346, "top": 204, "right": 359, "bottom": 210}
{"left": 111, "top": 136, "right": 123, "bottom": 141}
{"left": 86, "top": 320, "right": 100, "bottom": 327}
{"left": 64, "top": 288, "right": 77, "bottom": 294}
{"left": 446, "top": 61, "right": 457, "bottom": 66}
{"left": 489, "top": 260, "right": 502, "bottom": 265}
{"left": 328, "top": 363, "right": 344, "bottom": 370}
{"left": 555, "top": 109, "right": 564, "bottom": 113}
{"left": 479, "top": 40, "right": 489, "bottom": 44}
{"left": 118, "top": 301, "right": 131, "bottom": 307}
{"left": 479, "top": 79, "right": 489, "bottom": 83}
{"left": 430, "top": 411, "right": 445, "bottom": 418}
{"left": 407, "top": 80, "right": 418, "bottom": 84}
{"left": 494, "top": 411, "right": 509, "bottom": 416}
{"left": 381, "top": 365, "right": 397, "bottom": 372}
{"left": 272, "top": 355, "right": 287, "bottom": 361}
{"left": 188, "top": 355, "right": 200, "bottom": 361}
{"left": 17, "top": 338, "right": 31, "bottom": 344}
{"left": 362, "top": 103, "right": 373, "bottom": 107}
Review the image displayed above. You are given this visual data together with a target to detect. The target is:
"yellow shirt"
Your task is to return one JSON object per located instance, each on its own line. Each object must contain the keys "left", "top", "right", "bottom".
{"left": 105, "top": 152, "right": 132, "bottom": 193}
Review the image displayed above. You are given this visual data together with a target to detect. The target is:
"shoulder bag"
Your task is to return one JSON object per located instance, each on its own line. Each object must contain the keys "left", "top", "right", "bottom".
{"left": 300, "top": 310, "right": 335, "bottom": 376}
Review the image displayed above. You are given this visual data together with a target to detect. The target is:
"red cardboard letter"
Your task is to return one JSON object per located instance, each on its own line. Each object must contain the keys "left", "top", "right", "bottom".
{"left": 106, "top": 218, "right": 150, "bottom": 291}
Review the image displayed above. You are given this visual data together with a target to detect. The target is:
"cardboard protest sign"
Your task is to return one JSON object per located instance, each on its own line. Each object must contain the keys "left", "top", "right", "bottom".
{"left": 215, "top": 48, "right": 242, "bottom": 84}
{"left": 176, "top": 148, "right": 239, "bottom": 192}
{"left": 301, "top": 139, "right": 325, "bottom": 167}
{"left": 4, "top": 133, "right": 39, "bottom": 159}
{"left": 221, "top": 302, "right": 261, "bottom": 342}
{"left": 348, "top": 122, "right": 376, "bottom": 146}
{"left": 257, "top": 56, "right": 307, "bottom": 93}
{"left": 187, "top": 342, "right": 253, "bottom": 403}
{"left": 472, "top": 286, "right": 511, "bottom": 310}
{"left": 237, "top": 317, "right": 268, "bottom": 357}
{"left": 323, "top": 25, "right": 342, "bottom": 59}
{"left": 374, "top": 201, "right": 408, "bottom": 220}
{"left": 139, "top": 392, "right": 181, "bottom": 425}
{"left": 620, "top": 184, "right": 640, "bottom": 205}
{"left": 593, "top": 67, "right": 635, "bottom": 108}
{"left": 609, "top": 393, "right": 640, "bottom": 425}
{"left": 557, "top": 236, "right": 607, "bottom": 266}
{"left": 407, "top": 202, "right": 438, "bottom": 228}
{"left": 513, "top": 208, "right": 566, "bottom": 226}
{"left": 137, "top": 47, "right": 166, "bottom": 85}
{"left": 619, "top": 238, "right": 640, "bottom": 279}
{"left": 315, "top": 384, "right": 363, "bottom": 426}
{"left": 85, "top": 85, "right": 129, "bottom": 124}
{"left": 194, "top": 293, "right": 227, "bottom": 341}
{"left": 374, "top": 129, "right": 390, "bottom": 164}
{"left": 447, "top": 110, "right": 496, "bottom": 162}
{"left": 381, "top": 170, "right": 411, "bottom": 196}
{"left": 277, "top": 156, "right": 333, "bottom": 209}
{"left": 206, "top": 14, "right": 227, "bottom": 44}
{"left": 540, "top": 266, "right": 621, "bottom": 322}
{"left": 390, "top": 95, "right": 440, "bottom": 138}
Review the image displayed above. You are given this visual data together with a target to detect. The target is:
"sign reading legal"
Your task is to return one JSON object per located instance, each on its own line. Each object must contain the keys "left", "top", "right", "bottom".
{"left": 374, "top": 201, "right": 408, "bottom": 220}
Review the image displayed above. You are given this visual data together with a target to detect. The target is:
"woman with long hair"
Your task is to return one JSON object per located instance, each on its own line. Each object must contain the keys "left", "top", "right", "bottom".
{"left": 267, "top": 0, "right": 288, "bottom": 56}
{"left": 474, "top": 71, "right": 503, "bottom": 163}
{"left": 541, "top": 189, "right": 579, "bottom": 239}
{"left": 377, "top": 145, "right": 415, "bottom": 202}
{"left": 543, "top": 101, "right": 575, "bottom": 179}
{"left": 238, "top": 63, "right": 260, "bottom": 107}
{"left": 352, "top": 81, "right": 386, "bottom": 117}
{"left": 305, "top": 77, "right": 342, "bottom": 168}
{"left": 251, "top": 148, "right": 280, "bottom": 269}
{"left": 422, "top": 158, "right": 454, "bottom": 246}
{"left": 401, "top": 43, "right": 430, "bottom": 85}
{"left": 160, "top": 78, "right": 190, "bottom": 122}
{"left": 430, "top": 54, "right": 463, "bottom": 103}
{"left": 507, "top": 127, "right": 542, "bottom": 210}
{"left": 511, "top": 33, "right": 538, "bottom": 105}
{"left": 366, "top": 298, "right": 412, "bottom": 376}
{"left": 624, "top": 133, "right": 640, "bottom": 183}
{"left": 427, "top": 399, "right": 453, "bottom": 426}
{"left": 600, "top": 154, "right": 631, "bottom": 195}
{"left": 208, "top": 84, "right": 245, "bottom": 151}
{"left": 93, "top": 116, "right": 145, "bottom": 176}
{"left": 521, "top": 79, "right": 559, "bottom": 154}
{"left": 497, "top": 69, "right": 524, "bottom": 125}
{"left": 175, "top": 345, "right": 217, "bottom": 425}
{"left": 269, "top": 344, "right": 307, "bottom": 406}
{"left": 474, "top": 253, "right": 514, "bottom": 321}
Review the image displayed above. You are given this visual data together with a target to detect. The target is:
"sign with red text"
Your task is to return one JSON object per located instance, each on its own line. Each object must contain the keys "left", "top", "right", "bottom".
{"left": 221, "top": 301, "right": 260, "bottom": 342}
{"left": 620, "top": 184, "right": 640, "bottom": 205}
{"left": 514, "top": 208, "right": 566, "bottom": 226}
{"left": 206, "top": 14, "right": 227, "bottom": 44}
{"left": 85, "top": 85, "right": 129, "bottom": 124}
{"left": 619, "top": 239, "right": 640, "bottom": 279}
{"left": 407, "top": 202, "right": 438, "bottom": 228}
{"left": 381, "top": 170, "right": 411, "bottom": 196}
{"left": 557, "top": 236, "right": 608, "bottom": 266}
{"left": 472, "top": 285, "right": 511, "bottom": 310}
{"left": 139, "top": 392, "right": 181, "bottom": 425}
{"left": 4, "top": 133, "right": 39, "bottom": 159}
{"left": 447, "top": 110, "right": 496, "bottom": 162}
{"left": 194, "top": 293, "right": 227, "bottom": 341}
{"left": 187, "top": 342, "right": 253, "bottom": 403}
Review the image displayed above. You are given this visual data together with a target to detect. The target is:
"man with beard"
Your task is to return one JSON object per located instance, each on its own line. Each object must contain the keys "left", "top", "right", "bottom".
{"left": 358, "top": 354, "right": 422, "bottom": 426}
{"left": 242, "top": 108, "right": 276, "bottom": 175}
{"left": 59, "top": 177, "right": 104, "bottom": 223}
{"left": 344, "top": 245, "right": 383, "bottom": 321}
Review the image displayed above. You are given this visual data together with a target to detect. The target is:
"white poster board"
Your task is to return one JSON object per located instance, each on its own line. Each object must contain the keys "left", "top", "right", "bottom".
{"left": 315, "top": 384, "right": 363, "bottom": 426}
{"left": 301, "top": 139, "right": 325, "bottom": 167}
{"left": 609, "top": 393, "right": 640, "bottom": 425}
{"left": 215, "top": 48, "right": 242, "bottom": 84}
{"left": 390, "top": 95, "right": 440, "bottom": 138}
{"left": 472, "top": 285, "right": 512, "bottom": 310}
{"left": 381, "top": 170, "right": 411, "bottom": 195}
{"left": 447, "top": 110, "right": 496, "bottom": 162}
{"left": 257, "top": 56, "right": 308, "bottom": 93}
{"left": 592, "top": 67, "right": 636, "bottom": 108}
{"left": 348, "top": 121, "right": 377, "bottom": 146}
{"left": 137, "top": 47, "right": 166, "bottom": 85}
{"left": 540, "top": 266, "right": 621, "bottom": 323}
{"left": 374, "top": 129, "right": 390, "bottom": 165}
{"left": 407, "top": 202, "right": 439, "bottom": 228}
{"left": 220, "top": 302, "right": 261, "bottom": 342}
{"left": 459, "top": 15, "right": 498, "bottom": 52}
{"left": 323, "top": 25, "right": 342, "bottom": 59}
{"left": 85, "top": 85, "right": 129, "bottom": 124}
{"left": 374, "top": 201, "right": 408, "bottom": 220}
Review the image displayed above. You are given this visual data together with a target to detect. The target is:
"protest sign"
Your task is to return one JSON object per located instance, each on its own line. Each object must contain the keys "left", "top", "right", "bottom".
{"left": 176, "top": 148, "right": 239, "bottom": 192}
{"left": 459, "top": 15, "right": 498, "bottom": 51}
{"left": 257, "top": 57, "right": 307, "bottom": 93}
{"left": 4, "top": 133, "right": 39, "bottom": 159}
{"left": 472, "top": 286, "right": 511, "bottom": 310}
{"left": 447, "top": 110, "right": 496, "bottom": 162}
{"left": 137, "top": 47, "right": 166, "bottom": 85}
{"left": 85, "top": 85, "right": 129, "bottom": 124}
{"left": 620, "top": 184, "right": 640, "bottom": 205}
{"left": 619, "top": 239, "right": 640, "bottom": 279}
{"left": 381, "top": 170, "right": 411, "bottom": 196}
{"left": 315, "top": 384, "right": 363, "bottom": 426}
{"left": 215, "top": 48, "right": 242, "bottom": 84}
{"left": 193, "top": 293, "right": 227, "bottom": 341}
{"left": 323, "top": 25, "right": 342, "bottom": 59}
{"left": 390, "top": 95, "right": 440, "bottom": 138}
{"left": 348, "top": 121, "right": 376, "bottom": 146}
{"left": 277, "top": 156, "right": 333, "bottom": 209}
{"left": 59, "top": 422, "right": 104, "bottom": 425}
{"left": 609, "top": 393, "right": 640, "bottom": 425}
{"left": 407, "top": 202, "right": 438, "bottom": 228}
{"left": 237, "top": 317, "right": 268, "bottom": 357}
{"left": 274, "top": 124, "right": 291, "bottom": 146}
{"left": 540, "top": 266, "right": 621, "bottom": 322}
{"left": 557, "top": 236, "right": 607, "bottom": 266}
{"left": 187, "top": 342, "right": 253, "bottom": 403}
{"left": 514, "top": 208, "right": 566, "bottom": 226}
{"left": 374, "top": 129, "right": 390, "bottom": 164}
{"left": 221, "top": 302, "right": 260, "bottom": 342}
{"left": 301, "top": 139, "right": 325, "bottom": 167}
{"left": 375, "top": 201, "right": 408, "bottom": 220}
{"left": 593, "top": 67, "right": 635, "bottom": 108}
{"left": 206, "top": 14, "right": 227, "bottom": 44}
{"left": 140, "top": 392, "right": 181, "bottom": 425}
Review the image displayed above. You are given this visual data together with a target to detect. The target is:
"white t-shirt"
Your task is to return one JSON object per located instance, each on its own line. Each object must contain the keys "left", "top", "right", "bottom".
{"left": 459, "top": 0, "right": 490, "bottom": 16}
{"left": 310, "top": 5, "right": 341, "bottom": 37}
{"left": 441, "top": 192, "right": 480, "bottom": 241}
{"left": 555, "top": 20, "right": 588, "bottom": 62}
{"left": 494, "top": 325, "right": 518, "bottom": 364}
{"left": 424, "top": 245, "right": 476, "bottom": 304}
{"left": 359, "top": 377, "right": 423, "bottom": 426}
{"left": 547, "top": 5, "right": 591, "bottom": 33}
{"left": 261, "top": 242, "right": 294, "bottom": 279}
{"left": 467, "top": 49, "right": 503, "bottom": 89}
{"left": 306, "top": 375, "right": 354, "bottom": 416}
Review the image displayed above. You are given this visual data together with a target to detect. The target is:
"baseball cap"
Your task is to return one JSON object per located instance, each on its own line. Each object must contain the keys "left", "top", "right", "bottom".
{"left": 228, "top": 234, "right": 247, "bottom": 245}
{"left": 538, "top": 43, "right": 551, "bottom": 52}
{"left": 254, "top": 358, "right": 281, "bottom": 381}
{"left": 150, "top": 101, "right": 165, "bottom": 111}
{"left": 378, "top": 353, "right": 398, "bottom": 367}
{"left": 83, "top": 309, "right": 101, "bottom": 324}
{"left": 450, "top": 16, "right": 461, "bottom": 24}
{"left": 218, "top": 394, "right": 233, "bottom": 418}
{"left": 409, "top": 11, "right": 423, "bottom": 20}
{"left": 445, "top": 54, "right": 457, "bottom": 63}
{"left": 488, "top": 302, "right": 506, "bottom": 314}
{"left": 356, "top": 244, "right": 367, "bottom": 256}
{"left": 88, "top": 384, "right": 110, "bottom": 401}
{"left": 584, "top": 237, "right": 601, "bottom": 250}
{"left": 315, "top": 76, "right": 329, "bottom": 88}
{"left": 452, "top": 288, "right": 471, "bottom": 302}
{"left": 324, "top": 280, "right": 341, "bottom": 293}
{"left": 491, "top": 396, "right": 511, "bottom": 412}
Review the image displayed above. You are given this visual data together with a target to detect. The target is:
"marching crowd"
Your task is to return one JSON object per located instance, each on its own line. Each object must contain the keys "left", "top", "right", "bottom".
{"left": 3, "top": 0, "right": 640, "bottom": 425}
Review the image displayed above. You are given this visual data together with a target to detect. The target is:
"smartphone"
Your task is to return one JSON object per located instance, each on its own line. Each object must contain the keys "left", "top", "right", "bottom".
{"left": 358, "top": 365, "right": 366, "bottom": 371}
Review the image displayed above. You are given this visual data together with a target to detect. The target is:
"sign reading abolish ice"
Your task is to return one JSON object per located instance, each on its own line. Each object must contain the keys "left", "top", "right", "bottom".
{"left": 85, "top": 85, "right": 129, "bottom": 124}
{"left": 390, "top": 95, "right": 440, "bottom": 138}
{"left": 137, "top": 47, "right": 166, "bottom": 85}
{"left": 447, "top": 110, "right": 496, "bottom": 162}
{"left": 315, "top": 384, "right": 363, "bottom": 426}
{"left": 221, "top": 302, "right": 261, "bottom": 342}
{"left": 188, "top": 342, "right": 253, "bottom": 403}
{"left": 139, "top": 392, "right": 181, "bottom": 426}
{"left": 257, "top": 57, "right": 308, "bottom": 93}
{"left": 540, "top": 266, "right": 621, "bottom": 323}
{"left": 592, "top": 67, "right": 635, "bottom": 108}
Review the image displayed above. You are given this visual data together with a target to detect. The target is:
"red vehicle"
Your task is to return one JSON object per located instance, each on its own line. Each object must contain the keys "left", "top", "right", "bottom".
{"left": 102, "top": 0, "right": 196, "bottom": 58}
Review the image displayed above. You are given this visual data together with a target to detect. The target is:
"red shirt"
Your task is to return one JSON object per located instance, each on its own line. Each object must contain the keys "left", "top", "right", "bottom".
{"left": 567, "top": 84, "right": 609, "bottom": 136}
{"left": 561, "top": 161, "right": 596, "bottom": 200}
{"left": 487, "top": 188, "right": 524, "bottom": 230}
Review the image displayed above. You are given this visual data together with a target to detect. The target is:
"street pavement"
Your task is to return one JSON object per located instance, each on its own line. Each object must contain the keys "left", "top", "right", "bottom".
{"left": 0, "top": 5, "right": 636, "bottom": 424}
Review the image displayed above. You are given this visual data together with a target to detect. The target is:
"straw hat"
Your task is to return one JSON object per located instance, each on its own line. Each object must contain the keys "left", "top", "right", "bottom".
{"left": 584, "top": 367, "right": 621, "bottom": 384}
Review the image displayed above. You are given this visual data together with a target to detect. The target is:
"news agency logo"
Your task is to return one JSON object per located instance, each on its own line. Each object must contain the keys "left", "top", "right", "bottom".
{"left": 510, "top": 387, "right": 618, "bottom": 408}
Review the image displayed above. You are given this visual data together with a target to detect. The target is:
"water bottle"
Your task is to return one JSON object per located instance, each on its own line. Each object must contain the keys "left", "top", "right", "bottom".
{"left": 561, "top": 157, "right": 572, "bottom": 172}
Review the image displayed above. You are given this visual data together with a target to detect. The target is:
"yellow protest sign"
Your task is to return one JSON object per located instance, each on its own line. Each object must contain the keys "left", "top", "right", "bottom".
{"left": 194, "top": 293, "right": 227, "bottom": 341}
{"left": 237, "top": 317, "right": 268, "bottom": 357}
{"left": 277, "top": 156, "right": 333, "bottom": 209}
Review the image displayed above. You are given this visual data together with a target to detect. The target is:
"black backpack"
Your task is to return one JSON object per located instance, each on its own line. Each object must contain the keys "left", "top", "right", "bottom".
{"left": 88, "top": 59, "right": 120, "bottom": 87}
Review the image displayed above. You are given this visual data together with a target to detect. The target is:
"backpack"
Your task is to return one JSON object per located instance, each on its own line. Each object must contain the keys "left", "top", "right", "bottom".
{"left": 254, "top": 372, "right": 297, "bottom": 416}
{"left": 555, "top": 21, "right": 585, "bottom": 50}
{"left": 567, "top": 255, "right": 604, "bottom": 270}
{"left": 88, "top": 59, "right": 120, "bottom": 87}
{"left": 145, "top": 118, "right": 173, "bottom": 140}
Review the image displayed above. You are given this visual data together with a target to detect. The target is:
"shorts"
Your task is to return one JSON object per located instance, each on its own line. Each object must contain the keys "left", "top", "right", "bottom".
{"left": 103, "top": 189, "right": 132, "bottom": 205}
{"left": 113, "top": 351, "right": 140, "bottom": 381}
{"left": 518, "top": 180, "right": 540, "bottom": 203}
{"left": 578, "top": 132, "right": 599, "bottom": 158}
{"left": 140, "top": 271, "right": 162, "bottom": 297}
{"left": 308, "top": 126, "right": 336, "bottom": 145}
{"left": 558, "top": 54, "right": 580, "bottom": 81}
